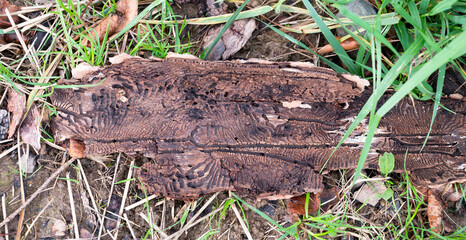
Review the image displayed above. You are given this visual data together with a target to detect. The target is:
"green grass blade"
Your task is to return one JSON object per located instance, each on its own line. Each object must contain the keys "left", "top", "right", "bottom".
{"left": 302, "top": 0, "right": 358, "bottom": 73}
{"left": 200, "top": 0, "right": 251, "bottom": 59}
{"left": 319, "top": 37, "right": 424, "bottom": 173}
{"left": 377, "top": 29, "right": 466, "bottom": 117}
{"left": 231, "top": 193, "right": 298, "bottom": 237}
{"left": 260, "top": 20, "right": 347, "bottom": 73}
{"left": 428, "top": 0, "right": 459, "bottom": 16}
{"left": 108, "top": 0, "right": 164, "bottom": 43}
{"left": 420, "top": 64, "right": 445, "bottom": 152}
{"left": 335, "top": 4, "right": 400, "bottom": 57}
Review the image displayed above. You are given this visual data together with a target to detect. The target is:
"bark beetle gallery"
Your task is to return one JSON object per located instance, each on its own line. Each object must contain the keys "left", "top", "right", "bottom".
{"left": 50, "top": 55, "right": 466, "bottom": 200}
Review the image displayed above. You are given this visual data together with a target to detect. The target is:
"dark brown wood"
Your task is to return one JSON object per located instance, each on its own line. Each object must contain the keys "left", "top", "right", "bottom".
{"left": 50, "top": 57, "right": 466, "bottom": 200}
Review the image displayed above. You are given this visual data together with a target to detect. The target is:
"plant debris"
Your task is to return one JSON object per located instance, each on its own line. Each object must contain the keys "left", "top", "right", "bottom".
{"left": 81, "top": 0, "right": 138, "bottom": 46}
{"left": 0, "top": 109, "right": 8, "bottom": 140}
{"left": 7, "top": 88, "right": 26, "bottom": 138}
{"left": 318, "top": 37, "right": 361, "bottom": 55}
{"left": 19, "top": 103, "right": 41, "bottom": 151}
{"left": 202, "top": 0, "right": 256, "bottom": 60}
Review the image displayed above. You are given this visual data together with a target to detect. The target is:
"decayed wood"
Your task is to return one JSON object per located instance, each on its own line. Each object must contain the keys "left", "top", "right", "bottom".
{"left": 50, "top": 57, "right": 466, "bottom": 200}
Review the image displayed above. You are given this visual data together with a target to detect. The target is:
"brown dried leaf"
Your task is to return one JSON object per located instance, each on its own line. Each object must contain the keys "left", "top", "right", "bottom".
{"left": 286, "top": 188, "right": 338, "bottom": 221}
{"left": 0, "top": 0, "right": 21, "bottom": 28}
{"left": 204, "top": 19, "right": 256, "bottom": 60}
{"left": 286, "top": 193, "right": 320, "bottom": 221}
{"left": 82, "top": 0, "right": 138, "bottom": 46}
{"left": 202, "top": 0, "right": 256, "bottom": 60}
{"left": 20, "top": 104, "right": 41, "bottom": 151}
{"left": 354, "top": 178, "right": 387, "bottom": 207}
{"left": 427, "top": 189, "right": 444, "bottom": 234}
{"left": 318, "top": 37, "right": 360, "bottom": 55}
{"left": 7, "top": 88, "right": 26, "bottom": 138}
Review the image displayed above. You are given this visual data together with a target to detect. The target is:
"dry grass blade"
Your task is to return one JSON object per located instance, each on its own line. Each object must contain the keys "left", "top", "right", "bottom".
{"left": 138, "top": 212, "right": 168, "bottom": 239}
{"left": 1, "top": 195, "right": 9, "bottom": 240}
{"left": 23, "top": 200, "right": 52, "bottom": 238}
{"left": 231, "top": 203, "right": 253, "bottom": 240}
{"left": 124, "top": 194, "right": 159, "bottom": 211}
{"left": 97, "top": 153, "right": 121, "bottom": 239}
{"left": 66, "top": 172, "right": 79, "bottom": 238}
{"left": 114, "top": 160, "right": 135, "bottom": 239}
{"left": 0, "top": 158, "right": 76, "bottom": 229}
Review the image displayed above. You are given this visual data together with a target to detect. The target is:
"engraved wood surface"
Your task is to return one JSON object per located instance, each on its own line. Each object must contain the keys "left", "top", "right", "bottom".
{"left": 50, "top": 58, "right": 466, "bottom": 200}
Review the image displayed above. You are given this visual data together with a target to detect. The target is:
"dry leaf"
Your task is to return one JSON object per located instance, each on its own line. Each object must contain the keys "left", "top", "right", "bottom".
{"left": 286, "top": 193, "right": 320, "bottom": 221}
{"left": 354, "top": 178, "right": 387, "bottom": 206}
{"left": 20, "top": 104, "right": 41, "bottom": 151}
{"left": 7, "top": 88, "right": 26, "bottom": 138}
{"left": 82, "top": 0, "right": 138, "bottom": 46}
{"left": 286, "top": 188, "right": 339, "bottom": 221}
{"left": 0, "top": 0, "right": 21, "bottom": 28}
{"left": 203, "top": 0, "right": 256, "bottom": 60}
{"left": 51, "top": 219, "right": 67, "bottom": 237}
{"left": 318, "top": 37, "right": 360, "bottom": 55}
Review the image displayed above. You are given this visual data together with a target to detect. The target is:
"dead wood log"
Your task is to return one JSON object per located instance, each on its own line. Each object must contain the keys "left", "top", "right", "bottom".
{"left": 50, "top": 56, "right": 466, "bottom": 200}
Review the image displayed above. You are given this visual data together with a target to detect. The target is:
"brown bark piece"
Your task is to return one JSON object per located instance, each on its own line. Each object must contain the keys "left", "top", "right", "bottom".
{"left": 50, "top": 57, "right": 466, "bottom": 200}
{"left": 7, "top": 88, "right": 26, "bottom": 138}
{"left": 82, "top": 0, "right": 137, "bottom": 46}
{"left": 427, "top": 189, "right": 445, "bottom": 234}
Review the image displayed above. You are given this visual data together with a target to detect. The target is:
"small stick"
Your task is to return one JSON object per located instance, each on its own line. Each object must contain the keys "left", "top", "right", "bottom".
{"left": 139, "top": 212, "right": 168, "bottom": 239}
{"left": 231, "top": 203, "right": 253, "bottom": 240}
{"left": 77, "top": 160, "right": 104, "bottom": 224}
{"left": 123, "top": 213, "right": 137, "bottom": 240}
{"left": 23, "top": 200, "right": 52, "bottom": 238}
{"left": 2, "top": 194, "right": 9, "bottom": 240}
{"left": 97, "top": 153, "right": 121, "bottom": 240}
{"left": 114, "top": 160, "right": 135, "bottom": 239}
{"left": 66, "top": 172, "right": 80, "bottom": 239}
{"left": 0, "top": 158, "right": 76, "bottom": 229}
{"left": 124, "top": 194, "right": 159, "bottom": 211}
{"left": 15, "top": 140, "right": 25, "bottom": 240}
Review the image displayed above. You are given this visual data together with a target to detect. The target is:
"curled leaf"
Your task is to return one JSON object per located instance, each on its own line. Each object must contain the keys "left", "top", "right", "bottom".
{"left": 82, "top": 0, "right": 138, "bottom": 46}
{"left": 7, "top": 88, "right": 26, "bottom": 138}
{"left": 20, "top": 104, "right": 41, "bottom": 151}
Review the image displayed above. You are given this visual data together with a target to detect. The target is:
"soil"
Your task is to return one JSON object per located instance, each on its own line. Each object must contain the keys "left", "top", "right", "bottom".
{"left": 0, "top": 0, "right": 464, "bottom": 239}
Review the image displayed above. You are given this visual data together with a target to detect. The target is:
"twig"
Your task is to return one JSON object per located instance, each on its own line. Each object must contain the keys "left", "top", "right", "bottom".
{"left": 0, "top": 158, "right": 77, "bottom": 229}
{"left": 15, "top": 139, "right": 25, "bottom": 240}
{"left": 169, "top": 192, "right": 219, "bottom": 240}
{"left": 138, "top": 212, "right": 168, "bottom": 239}
{"left": 2, "top": 194, "right": 9, "bottom": 240}
{"left": 23, "top": 200, "right": 52, "bottom": 238}
{"left": 77, "top": 160, "right": 104, "bottom": 225}
{"left": 66, "top": 172, "right": 80, "bottom": 239}
{"left": 97, "top": 153, "right": 121, "bottom": 240}
{"left": 231, "top": 203, "right": 253, "bottom": 240}
{"left": 123, "top": 213, "right": 137, "bottom": 240}
{"left": 114, "top": 160, "right": 135, "bottom": 239}
{"left": 124, "top": 194, "right": 159, "bottom": 211}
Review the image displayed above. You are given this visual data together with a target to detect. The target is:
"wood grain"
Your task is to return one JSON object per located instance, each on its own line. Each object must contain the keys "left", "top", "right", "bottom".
{"left": 50, "top": 57, "right": 466, "bottom": 200}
